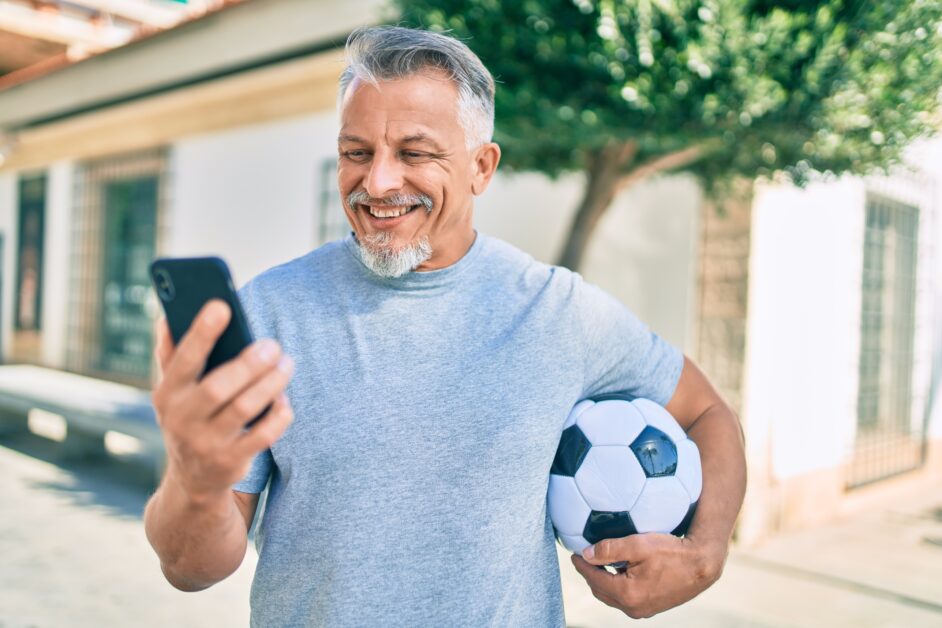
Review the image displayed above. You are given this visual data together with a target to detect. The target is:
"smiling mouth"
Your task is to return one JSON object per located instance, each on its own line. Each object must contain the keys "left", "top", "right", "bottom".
{"left": 360, "top": 204, "right": 422, "bottom": 219}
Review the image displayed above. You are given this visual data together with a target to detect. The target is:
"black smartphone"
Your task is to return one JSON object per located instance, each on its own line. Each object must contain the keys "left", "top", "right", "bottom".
{"left": 150, "top": 256, "right": 269, "bottom": 427}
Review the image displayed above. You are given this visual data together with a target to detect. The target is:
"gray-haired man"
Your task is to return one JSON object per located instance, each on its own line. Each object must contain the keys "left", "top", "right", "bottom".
{"left": 144, "top": 26, "right": 745, "bottom": 626}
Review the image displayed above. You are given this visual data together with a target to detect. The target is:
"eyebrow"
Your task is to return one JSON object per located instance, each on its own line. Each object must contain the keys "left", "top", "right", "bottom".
{"left": 337, "top": 132, "right": 446, "bottom": 152}
{"left": 400, "top": 134, "right": 446, "bottom": 151}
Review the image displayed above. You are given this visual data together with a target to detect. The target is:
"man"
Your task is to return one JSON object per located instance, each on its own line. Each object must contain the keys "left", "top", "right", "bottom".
{"left": 144, "top": 26, "right": 746, "bottom": 626}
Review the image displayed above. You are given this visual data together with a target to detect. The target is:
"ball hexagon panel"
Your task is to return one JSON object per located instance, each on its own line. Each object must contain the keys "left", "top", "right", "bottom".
{"left": 583, "top": 510, "right": 638, "bottom": 545}
{"left": 547, "top": 475, "right": 592, "bottom": 536}
{"left": 629, "top": 476, "right": 693, "bottom": 534}
{"left": 551, "top": 425, "right": 591, "bottom": 477}
{"left": 632, "top": 398, "right": 686, "bottom": 443}
{"left": 557, "top": 532, "right": 591, "bottom": 555}
{"left": 563, "top": 399, "right": 596, "bottom": 430}
{"left": 576, "top": 399, "right": 646, "bottom": 446}
{"left": 675, "top": 439, "right": 703, "bottom": 502}
{"left": 574, "top": 446, "right": 646, "bottom": 513}
{"left": 629, "top": 425, "right": 678, "bottom": 478}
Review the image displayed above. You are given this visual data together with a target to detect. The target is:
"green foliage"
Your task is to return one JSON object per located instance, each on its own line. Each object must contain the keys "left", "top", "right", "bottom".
{"left": 396, "top": 0, "right": 942, "bottom": 188}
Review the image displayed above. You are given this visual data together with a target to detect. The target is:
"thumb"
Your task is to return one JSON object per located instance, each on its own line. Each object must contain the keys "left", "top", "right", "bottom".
{"left": 582, "top": 534, "right": 649, "bottom": 566}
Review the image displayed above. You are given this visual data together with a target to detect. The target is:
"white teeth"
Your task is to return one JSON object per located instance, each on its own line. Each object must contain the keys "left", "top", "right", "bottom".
{"left": 366, "top": 205, "right": 413, "bottom": 218}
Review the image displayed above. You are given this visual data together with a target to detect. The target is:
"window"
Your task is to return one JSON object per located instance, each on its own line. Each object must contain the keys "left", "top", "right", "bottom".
{"left": 317, "top": 158, "right": 349, "bottom": 245}
{"left": 15, "top": 174, "right": 46, "bottom": 332}
{"left": 849, "top": 193, "right": 924, "bottom": 487}
{"left": 68, "top": 150, "right": 167, "bottom": 384}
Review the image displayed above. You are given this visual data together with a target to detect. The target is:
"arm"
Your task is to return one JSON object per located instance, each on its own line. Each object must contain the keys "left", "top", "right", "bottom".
{"left": 571, "top": 355, "right": 746, "bottom": 618}
{"left": 144, "top": 485, "right": 258, "bottom": 591}
{"left": 143, "top": 301, "right": 294, "bottom": 591}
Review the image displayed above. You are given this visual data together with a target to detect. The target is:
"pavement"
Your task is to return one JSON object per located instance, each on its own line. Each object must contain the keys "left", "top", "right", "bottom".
{"left": 1, "top": 431, "right": 941, "bottom": 628}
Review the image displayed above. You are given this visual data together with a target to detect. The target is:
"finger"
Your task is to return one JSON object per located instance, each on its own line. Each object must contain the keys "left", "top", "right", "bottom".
{"left": 154, "top": 317, "right": 174, "bottom": 377}
{"left": 211, "top": 355, "right": 294, "bottom": 435}
{"left": 583, "top": 534, "right": 649, "bottom": 566}
{"left": 232, "top": 395, "right": 294, "bottom": 458}
{"left": 164, "top": 300, "right": 232, "bottom": 388}
{"left": 571, "top": 554, "right": 620, "bottom": 598}
{"left": 193, "top": 338, "right": 284, "bottom": 419}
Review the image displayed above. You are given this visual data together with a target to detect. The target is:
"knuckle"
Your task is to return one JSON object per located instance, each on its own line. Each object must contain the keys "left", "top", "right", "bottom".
{"left": 232, "top": 396, "right": 257, "bottom": 420}
{"left": 201, "top": 380, "right": 228, "bottom": 406}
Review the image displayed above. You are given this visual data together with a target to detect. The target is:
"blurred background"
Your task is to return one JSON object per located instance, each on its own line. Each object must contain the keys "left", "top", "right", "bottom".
{"left": 0, "top": 0, "right": 940, "bottom": 626}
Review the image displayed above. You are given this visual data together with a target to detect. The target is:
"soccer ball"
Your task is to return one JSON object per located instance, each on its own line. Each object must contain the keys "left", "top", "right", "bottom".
{"left": 548, "top": 395, "right": 702, "bottom": 555}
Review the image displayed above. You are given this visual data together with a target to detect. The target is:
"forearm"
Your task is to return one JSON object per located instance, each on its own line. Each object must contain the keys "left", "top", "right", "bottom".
{"left": 684, "top": 401, "right": 746, "bottom": 560}
{"left": 143, "top": 465, "right": 249, "bottom": 591}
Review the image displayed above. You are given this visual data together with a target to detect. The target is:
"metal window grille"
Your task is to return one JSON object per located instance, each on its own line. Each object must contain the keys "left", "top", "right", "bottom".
{"left": 15, "top": 174, "right": 46, "bottom": 331}
{"left": 67, "top": 149, "right": 170, "bottom": 387}
{"left": 848, "top": 193, "right": 925, "bottom": 488}
{"left": 317, "top": 158, "right": 349, "bottom": 245}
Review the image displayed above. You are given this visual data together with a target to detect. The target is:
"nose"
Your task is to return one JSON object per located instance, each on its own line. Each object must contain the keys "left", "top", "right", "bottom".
{"left": 364, "top": 148, "right": 404, "bottom": 199}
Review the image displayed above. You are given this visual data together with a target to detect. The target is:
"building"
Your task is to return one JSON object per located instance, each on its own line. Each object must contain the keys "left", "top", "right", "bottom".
{"left": 0, "top": 0, "right": 939, "bottom": 544}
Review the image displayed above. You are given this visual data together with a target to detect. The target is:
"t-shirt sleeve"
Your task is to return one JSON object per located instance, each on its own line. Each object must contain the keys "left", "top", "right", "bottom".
{"left": 575, "top": 274, "right": 684, "bottom": 406}
{"left": 232, "top": 278, "right": 275, "bottom": 494}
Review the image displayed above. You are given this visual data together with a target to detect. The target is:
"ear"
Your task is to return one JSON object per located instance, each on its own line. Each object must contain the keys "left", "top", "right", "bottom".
{"left": 470, "top": 142, "right": 501, "bottom": 196}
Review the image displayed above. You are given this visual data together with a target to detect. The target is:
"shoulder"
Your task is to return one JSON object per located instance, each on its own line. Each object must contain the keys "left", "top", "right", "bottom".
{"left": 477, "top": 233, "right": 579, "bottom": 294}
{"left": 240, "top": 238, "right": 349, "bottom": 297}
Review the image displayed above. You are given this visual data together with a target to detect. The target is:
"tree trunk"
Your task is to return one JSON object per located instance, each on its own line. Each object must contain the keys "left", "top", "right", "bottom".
{"left": 556, "top": 143, "right": 707, "bottom": 270}
{"left": 556, "top": 141, "right": 637, "bottom": 270}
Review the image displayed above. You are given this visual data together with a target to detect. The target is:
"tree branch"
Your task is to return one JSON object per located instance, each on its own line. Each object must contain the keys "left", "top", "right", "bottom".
{"left": 615, "top": 144, "right": 709, "bottom": 193}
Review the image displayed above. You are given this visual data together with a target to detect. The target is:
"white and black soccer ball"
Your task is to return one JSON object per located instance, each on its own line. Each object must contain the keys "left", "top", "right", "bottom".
{"left": 548, "top": 395, "right": 702, "bottom": 555}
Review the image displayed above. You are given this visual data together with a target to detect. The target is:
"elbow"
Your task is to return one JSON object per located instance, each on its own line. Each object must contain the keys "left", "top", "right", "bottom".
{"left": 160, "top": 562, "right": 222, "bottom": 593}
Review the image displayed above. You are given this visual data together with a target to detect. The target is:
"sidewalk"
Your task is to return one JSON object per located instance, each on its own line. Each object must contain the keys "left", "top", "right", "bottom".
{"left": 2, "top": 433, "right": 940, "bottom": 627}
{"left": 559, "top": 479, "right": 942, "bottom": 627}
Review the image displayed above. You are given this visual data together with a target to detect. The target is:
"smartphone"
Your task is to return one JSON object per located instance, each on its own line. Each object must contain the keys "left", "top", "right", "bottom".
{"left": 150, "top": 256, "right": 269, "bottom": 427}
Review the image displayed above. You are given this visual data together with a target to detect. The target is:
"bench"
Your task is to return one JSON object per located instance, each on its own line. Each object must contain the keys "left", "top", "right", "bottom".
{"left": 0, "top": 364, "right": 165, "bottom": 480}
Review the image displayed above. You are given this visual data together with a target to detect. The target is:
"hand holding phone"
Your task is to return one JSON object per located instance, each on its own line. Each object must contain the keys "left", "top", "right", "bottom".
{"left": 149, "top": 257, "right": 294, "bottom": 500}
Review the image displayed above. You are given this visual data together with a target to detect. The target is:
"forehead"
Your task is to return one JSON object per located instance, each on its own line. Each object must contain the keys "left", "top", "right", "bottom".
{"left": 339, "top": 72, "right": 464, "bottom": 142}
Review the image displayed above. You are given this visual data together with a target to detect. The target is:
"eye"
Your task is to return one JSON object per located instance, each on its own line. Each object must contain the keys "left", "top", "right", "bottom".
{"left": 341, "top": 149, "right": 370, "bottom": 162}
{"left": 400, "top": 150, "right": 430, "bottom": 161}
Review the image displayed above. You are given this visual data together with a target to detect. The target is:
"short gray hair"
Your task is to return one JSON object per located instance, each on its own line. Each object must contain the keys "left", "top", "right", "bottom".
{"left": 338, "top": 26, "right": 495, "bottom": 149}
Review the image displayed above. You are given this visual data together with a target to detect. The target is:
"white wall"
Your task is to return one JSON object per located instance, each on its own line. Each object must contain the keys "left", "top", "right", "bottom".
{"left": 40, "top": 162, "right": 73, "bottom": 368}
{"left": 744, "top": 155, "right": 940, "bottom": 480}
{"left": 744, "top": 178, "right": 866, "bottom": 479}
{"left": 169, "top": 114, "right": 700, "bottom": 351}
{"left": 0, "top": 172, "right": 15, "bottom": 361}
{"left": 168, "top": 111, "right": 340, "bottom": 287}
{"left": 475, "top": 172, "right": 701, "bottom": 350}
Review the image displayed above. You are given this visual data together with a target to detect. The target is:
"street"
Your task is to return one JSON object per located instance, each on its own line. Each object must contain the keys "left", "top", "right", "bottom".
{"left": 2, "top": 432, "right": 941, "bottom": 628}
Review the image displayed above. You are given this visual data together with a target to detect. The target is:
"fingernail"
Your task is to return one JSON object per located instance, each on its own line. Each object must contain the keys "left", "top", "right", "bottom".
{"left": 254, "top": 339, "right": 279, "bottom": 362}
{"left": 277, "top": 356, "right": 294, "bottom": 374}
{"left": 582, "top": 545, "right": 595, "bottom": 560}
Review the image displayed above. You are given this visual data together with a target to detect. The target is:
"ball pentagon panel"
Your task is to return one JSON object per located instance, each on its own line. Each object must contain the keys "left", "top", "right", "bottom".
{"left": 583, "top": 510, "right": 638, "bottom": 545}
{"left": 629, "top": 425, "right": 678, "bottom": 478}
{"left": 550, "top": 424, "right": 591, "bottom": 477}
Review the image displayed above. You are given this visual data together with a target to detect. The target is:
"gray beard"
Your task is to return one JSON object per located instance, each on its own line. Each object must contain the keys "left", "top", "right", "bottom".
{"left": 354, "top": 231, "right": 433, "bottom": 278}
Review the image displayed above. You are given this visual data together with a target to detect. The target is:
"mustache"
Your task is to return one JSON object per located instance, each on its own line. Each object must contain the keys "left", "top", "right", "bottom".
{"left": 346, "top": 190, "right": 434, "bottom": 213}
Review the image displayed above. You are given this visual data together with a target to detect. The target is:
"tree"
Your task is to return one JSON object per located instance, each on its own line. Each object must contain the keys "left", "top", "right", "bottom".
{"left": 396, "top": 0, "right": 942, "bottom": 269}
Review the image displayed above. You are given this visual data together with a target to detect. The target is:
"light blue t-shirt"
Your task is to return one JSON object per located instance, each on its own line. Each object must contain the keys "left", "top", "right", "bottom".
{"left": 234, "top": 232, "right": 683, "bottom": 627}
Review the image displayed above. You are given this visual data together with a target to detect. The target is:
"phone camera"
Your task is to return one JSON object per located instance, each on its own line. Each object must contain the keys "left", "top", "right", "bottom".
{"left": 153, "top": 268, "right": 176, "bottom": 301}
